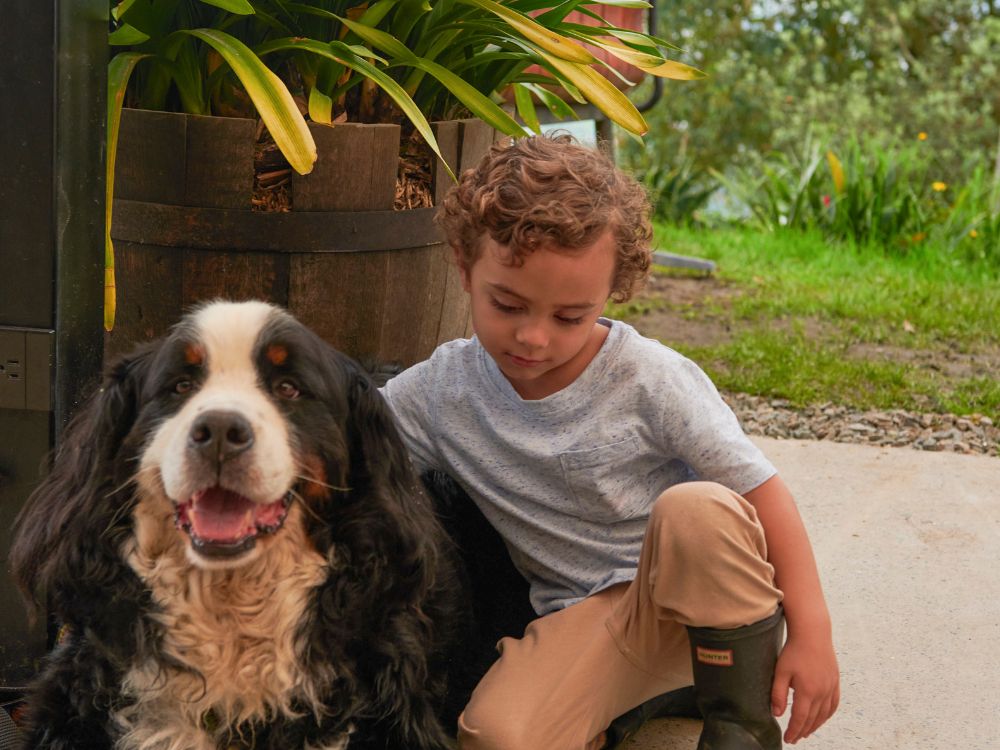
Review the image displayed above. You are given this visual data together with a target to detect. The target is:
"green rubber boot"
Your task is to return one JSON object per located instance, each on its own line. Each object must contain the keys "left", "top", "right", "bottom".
{"left": 686, "top": 606, "right": 785, "bottom": 750}
{"left": 602, "top": 685, "right": 701, "bottom": 749}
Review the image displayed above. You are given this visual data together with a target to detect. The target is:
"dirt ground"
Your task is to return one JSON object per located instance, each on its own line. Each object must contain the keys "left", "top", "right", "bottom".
{"left": 622, "top": 274, "right": 1000, "bottom": 386}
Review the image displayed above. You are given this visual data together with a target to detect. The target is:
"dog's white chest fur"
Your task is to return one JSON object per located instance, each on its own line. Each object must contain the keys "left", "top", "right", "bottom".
{"left": 117, "top": 503, "right": 335, "bottom": 750}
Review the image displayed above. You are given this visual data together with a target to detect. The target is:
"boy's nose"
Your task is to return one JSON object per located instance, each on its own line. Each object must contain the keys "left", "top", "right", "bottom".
{"left": 515, "top": 321, "right": 548, "bottom": 349}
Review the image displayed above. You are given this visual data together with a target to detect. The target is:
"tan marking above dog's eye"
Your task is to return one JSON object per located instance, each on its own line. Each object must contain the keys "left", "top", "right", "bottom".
{"left": 274, "top": 379, "right": 300, "bottom": 400}
{"left": 184, "top": 344, "right": 205, "bottom": 366}
{"left": 267, "top": 344, "right": 289, "bottom": 366}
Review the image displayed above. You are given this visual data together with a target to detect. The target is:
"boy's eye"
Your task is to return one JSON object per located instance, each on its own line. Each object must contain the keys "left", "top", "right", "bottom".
{"left": 556, "top": 315, "right": 585, "bottom": 326}
{"left": 490, "top": 297, "right": 521, "bottom": 314}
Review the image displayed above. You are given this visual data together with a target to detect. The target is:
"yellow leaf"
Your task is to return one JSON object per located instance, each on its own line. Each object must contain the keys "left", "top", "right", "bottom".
{"left": 587, "top": 40, "right": 705, "bottom": 80}
{"left": 106, "top": 51, "right": 149, "bottom": 331}
{"left": 539, "top": 50, "right": 647, "bottom": 135}
{"left": 104, "top": 268, "right": 117, "bottom": 333}
{"left": 826, "top": 150, "right": 846, "bottom": 196}
{"left": 186, "top": 29, "right": 317, "bottom": 175}
{"left": 308, "top": 87, "right": 334, "bottom": 124}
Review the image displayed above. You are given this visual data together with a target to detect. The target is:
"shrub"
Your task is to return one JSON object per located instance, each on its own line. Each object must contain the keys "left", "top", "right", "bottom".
{"left": 822, "top": 140, "right": 929, "bottom": 248}
{"left": 711, "top": 135, "right": 1000, "bottom": 265}
{"left": 635, "top": 157, "right": 718, "bottom": 226}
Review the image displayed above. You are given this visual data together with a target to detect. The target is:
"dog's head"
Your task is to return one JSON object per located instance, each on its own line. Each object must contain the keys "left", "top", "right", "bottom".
{"left": 11, "top": 300, "right": 432, "bottom": 611}
{"left": 135, "top": 301, "right": 347, "bottom": 568}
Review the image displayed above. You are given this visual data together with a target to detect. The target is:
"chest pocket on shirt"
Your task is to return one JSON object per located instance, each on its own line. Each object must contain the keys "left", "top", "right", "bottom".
{"left": 559, "top": 436, "right": 646, "bottom": 523}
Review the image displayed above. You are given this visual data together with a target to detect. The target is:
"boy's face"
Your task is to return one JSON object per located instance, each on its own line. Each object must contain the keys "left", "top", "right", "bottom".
{"left": 458, "top": 232, "right": 616, "bottom": 400}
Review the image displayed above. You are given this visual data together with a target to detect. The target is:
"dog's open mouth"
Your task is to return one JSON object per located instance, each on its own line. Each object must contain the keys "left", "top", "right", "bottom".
{"left": 174, "top": 487, "right": 291, "bottom": 558}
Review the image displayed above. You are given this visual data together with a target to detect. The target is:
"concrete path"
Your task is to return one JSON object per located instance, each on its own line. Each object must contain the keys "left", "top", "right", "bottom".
{"left": 624, "top": 437, "right": 1000, "bottom": 750}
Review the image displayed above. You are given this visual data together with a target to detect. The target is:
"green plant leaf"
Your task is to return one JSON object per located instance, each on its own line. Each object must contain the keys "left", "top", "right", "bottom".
{"left": 409, "top": 56, "right": 527, "bottom": 137}
{"left": 460, "top": 0, "right": 595, "bottom": 63}
{"left": 523, "top": 82, "right": 578, "bottom": 119}
{"left": 111, "top": 0, "right": 138, "bottom": 23}
{"left": 336, "top": 15, "right": 415, "bottom": 60}
{"left": 533, "top": 0, "right": 649, "bottom": 25}
{"left": 602, "top": 28, "right": 654, "bottom": 51}
{"left": 357, "top": 0, "right": 404, "bottom": 29}
{"left": 106, "top": 51, "right": 150, "bottom": 331}
{"left": 513, "top": 83, "right": 542, "bottom": 133}
{"left": 450, "top": 51, "right": 527, "bottom": 74}
{"left": 241, "top": 4, "right": 294, "bottom": 34}
{"left": 109, "top": 23, "right": 150, "bottom": 46}
{"left": 182, "top": 29, "right": 316, "bottom": 175}
{"left": 170, "top": 36, "right": 209, "bottom": 114}
{"left": 392, "top": 0, "right": 434, "bottom": 44}
{"left": 197, "top": 0, "right": 255, "bottom": 14}
{"left": 256, "top": 37, "right": 457, "bottom": 180}
{"left": 345, "top": 43, "right": 390, "bottom": 63}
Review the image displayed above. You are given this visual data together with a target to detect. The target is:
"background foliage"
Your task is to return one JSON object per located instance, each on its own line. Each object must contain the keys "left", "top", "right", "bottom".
{"left": 620, "top": 0, "right": 1000, "bottom": 263}
{"left": 627, "top": 0, "right": 1000, "bottom": 178}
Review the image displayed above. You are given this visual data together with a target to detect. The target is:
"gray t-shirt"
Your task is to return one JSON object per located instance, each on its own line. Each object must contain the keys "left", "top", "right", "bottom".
{"left": 381, "top": 318, "right": 776, "bottom": 615}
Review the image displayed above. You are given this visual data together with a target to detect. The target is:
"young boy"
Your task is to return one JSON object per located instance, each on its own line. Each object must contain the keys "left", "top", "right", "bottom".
{"left": 381, "top": 135, "right": 839, "bottom": 749}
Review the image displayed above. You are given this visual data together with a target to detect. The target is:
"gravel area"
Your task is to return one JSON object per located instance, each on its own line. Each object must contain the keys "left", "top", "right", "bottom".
{"left": 723, "top": 393, "right": 999, "bottom": 458}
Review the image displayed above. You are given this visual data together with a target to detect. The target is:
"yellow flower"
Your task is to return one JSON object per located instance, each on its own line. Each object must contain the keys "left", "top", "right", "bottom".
{"left": 918, "top": 132, "right": 928, "bottom": 141}
{"left": 826, "top": 151, "right": 846, "bottom": 195}
{"left": 910, "top": 232, "right": 927, "bottom": 243}
{"left": 932, "top": 181, "right": 947, "bottom": 192}
{"left": 969, "top": 229, "right": 979, "bottom": 238}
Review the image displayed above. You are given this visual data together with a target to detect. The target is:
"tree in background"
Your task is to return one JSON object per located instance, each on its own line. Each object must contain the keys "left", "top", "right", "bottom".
{"left": 624, "top": 0, "right": 1000, "bottom": 185}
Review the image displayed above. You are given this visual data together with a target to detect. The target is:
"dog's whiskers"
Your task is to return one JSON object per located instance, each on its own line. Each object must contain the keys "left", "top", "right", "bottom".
{"left": 105, "top": 473, "right": 139, "bottom": 499}
{"left": 287, "top": 489, "right": 325, "bottom": 525}
{"left": 99, "top": 474, "right": 149, "bottom": 537}
{"left": 104, "top": 464, "right": 161, "bottom": 499}
{"left": 293, "top": 473, "right": 351, "bottom": 493}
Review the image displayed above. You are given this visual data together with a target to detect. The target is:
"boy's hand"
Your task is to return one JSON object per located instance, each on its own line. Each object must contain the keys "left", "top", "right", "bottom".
{"left": 743, "top": 475, "right": 839, "bottom": 744}
{"left": 771, "top": 631, "right": 840, "bottom": 744}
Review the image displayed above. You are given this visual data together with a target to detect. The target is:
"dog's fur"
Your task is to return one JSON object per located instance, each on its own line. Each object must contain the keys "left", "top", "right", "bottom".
{"left": 9, "top": 301, "right": 466, "bottom": 750}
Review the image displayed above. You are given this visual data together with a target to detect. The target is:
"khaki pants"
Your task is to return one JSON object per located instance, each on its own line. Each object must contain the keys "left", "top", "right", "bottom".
{"left": 457, "top": 481, "right": 784, "bottom": 750}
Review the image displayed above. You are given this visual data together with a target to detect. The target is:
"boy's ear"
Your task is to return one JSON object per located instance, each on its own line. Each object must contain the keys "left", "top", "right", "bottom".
{"left": 453, "top": 247, "right": 471, "bottom": 292}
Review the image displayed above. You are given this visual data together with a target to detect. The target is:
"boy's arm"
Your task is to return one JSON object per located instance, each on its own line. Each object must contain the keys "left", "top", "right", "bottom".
{"left": 743, "top": 474, "right": 840, "bottom": 745}
{"left": 379, "top": 363, "right": 442, "bottom": 474}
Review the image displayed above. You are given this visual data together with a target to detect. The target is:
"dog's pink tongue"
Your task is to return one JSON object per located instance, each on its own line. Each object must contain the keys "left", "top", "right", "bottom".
{"left": 190, "top": 487, "right": 255, "bottom": 542}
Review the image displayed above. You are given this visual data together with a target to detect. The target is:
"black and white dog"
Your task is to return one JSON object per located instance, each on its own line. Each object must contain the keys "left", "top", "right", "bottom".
{"left": 10, "top": 300, "right": 473, "bottom": 750}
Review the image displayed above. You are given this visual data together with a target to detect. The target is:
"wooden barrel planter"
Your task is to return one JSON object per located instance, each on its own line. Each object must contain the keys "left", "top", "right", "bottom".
{"left": 107, "top": 108, "right": 498, "bottom": 366}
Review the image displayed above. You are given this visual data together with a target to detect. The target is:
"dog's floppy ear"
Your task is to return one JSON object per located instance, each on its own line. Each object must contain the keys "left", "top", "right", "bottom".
{"left": 346, "top": 373, "right": 418, "bottom": 495}
{"left": 9, "top": 345, "right": 154, "bottom": 624}
{"left": 337, "top": 367, "right": 455, "bottom": 747}
{"left": 343, "top": 368, "right": 439, "bottom": 586}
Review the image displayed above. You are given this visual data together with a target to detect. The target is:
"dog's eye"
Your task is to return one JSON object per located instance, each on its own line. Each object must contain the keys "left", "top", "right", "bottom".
{"left": 274, "top": 379, "right": 300, "bottom": 400}
{"left": 174, "top": 379, "right": 194, "bottom": 395}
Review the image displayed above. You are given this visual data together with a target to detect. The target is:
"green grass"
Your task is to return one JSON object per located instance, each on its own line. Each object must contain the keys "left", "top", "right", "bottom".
{"left": 629, "top": 224, "right": 1000, "bottom": 417}
{"left": 685, "top": 329, "right": 1000, "bottom": 418}
{"left": 655, "top": 224, "right": 1000, "bottom": 348}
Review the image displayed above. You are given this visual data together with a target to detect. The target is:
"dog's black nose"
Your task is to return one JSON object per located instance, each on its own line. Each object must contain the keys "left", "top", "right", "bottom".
{"left": 189, "top": 410, "right": 254, "bottom": 463}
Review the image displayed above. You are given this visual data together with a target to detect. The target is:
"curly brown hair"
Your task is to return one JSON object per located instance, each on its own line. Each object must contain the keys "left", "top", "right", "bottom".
{"left": 437, "top": 134, "right": 653, "bottom": 302}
